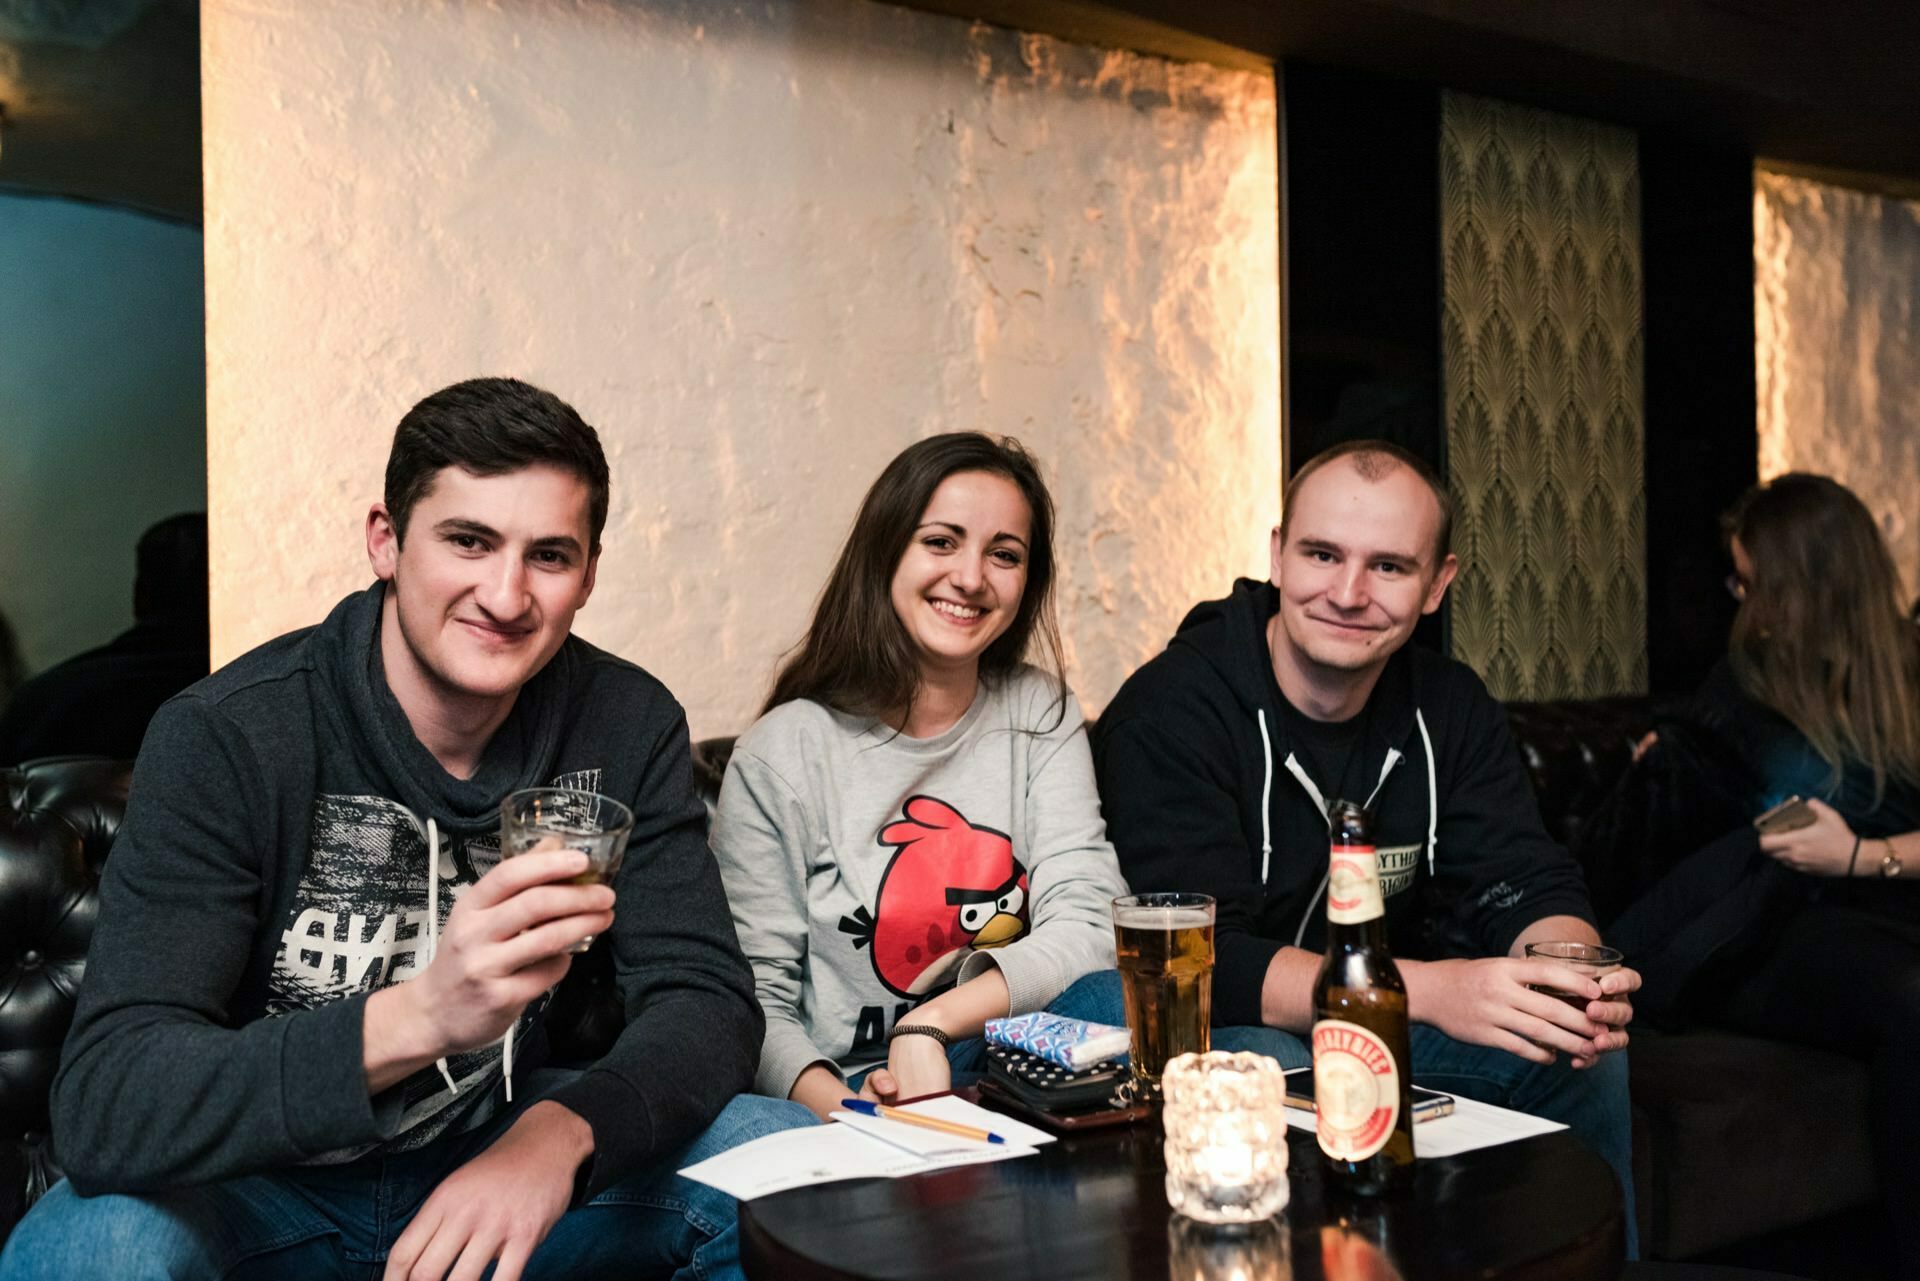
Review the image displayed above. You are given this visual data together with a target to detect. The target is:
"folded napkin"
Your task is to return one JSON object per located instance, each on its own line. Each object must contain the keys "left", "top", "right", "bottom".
{"left": 984, "top": 1012, "right": 1131, "bottom": 1071}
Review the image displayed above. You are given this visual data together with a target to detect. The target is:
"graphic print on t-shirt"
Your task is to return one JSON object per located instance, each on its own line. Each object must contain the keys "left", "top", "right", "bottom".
{"left": 837, "top": 796, "right": 1030, "bottom": 998}
{"left": 273, "top": 794, "right": 474, "bottom": 1007}
{"left": 267, "top": 768, "right": 609, "bottom": 1153}
{"left": 272, "top": 769, "right": 605, "bottom": 1010}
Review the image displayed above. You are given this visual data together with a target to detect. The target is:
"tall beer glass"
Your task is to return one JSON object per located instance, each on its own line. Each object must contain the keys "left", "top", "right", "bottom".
{"left": 1113, "top": 892, "right": 1215, "bottom": 1100}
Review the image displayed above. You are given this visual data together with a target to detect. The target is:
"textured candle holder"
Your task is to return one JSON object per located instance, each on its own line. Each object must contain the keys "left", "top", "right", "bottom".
{"left": 1163, "top": 1050, "right": 1291, "bottom": 1223}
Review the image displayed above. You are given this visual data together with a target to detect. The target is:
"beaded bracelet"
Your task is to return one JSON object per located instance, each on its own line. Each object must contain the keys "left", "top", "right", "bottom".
{"left": 887, "top": 1024, "right": 953, "bottom": 1049}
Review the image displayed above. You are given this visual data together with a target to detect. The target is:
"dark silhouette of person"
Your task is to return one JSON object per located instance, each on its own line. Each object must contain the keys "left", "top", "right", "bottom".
{"left": 0, "top": 608, "right": 23, "bottom": 706}
{"left": 0, "top": 513, "right": 210, "bottom": 762}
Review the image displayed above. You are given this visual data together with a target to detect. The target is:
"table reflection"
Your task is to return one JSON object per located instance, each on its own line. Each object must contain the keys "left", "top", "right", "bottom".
{"left": 1319, "top": 1200, "right": 1404, "bottom": 1281}
{"left": 1167, "top": 1214, "right": 1292, "bottom": 1281}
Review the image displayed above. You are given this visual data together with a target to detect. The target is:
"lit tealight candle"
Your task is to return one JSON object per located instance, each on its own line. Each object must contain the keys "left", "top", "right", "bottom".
{"left": 1163, "top": 1050, "right": 1291, "bottom": 1224}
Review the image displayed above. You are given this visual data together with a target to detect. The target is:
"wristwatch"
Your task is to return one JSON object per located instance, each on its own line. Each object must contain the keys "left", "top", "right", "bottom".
{"left": 1880, "top": 843, "right": 1905, "bottom": 878}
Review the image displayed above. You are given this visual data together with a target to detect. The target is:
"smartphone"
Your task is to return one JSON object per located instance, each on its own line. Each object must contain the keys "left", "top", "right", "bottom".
{"left": 1753, "top": 795, "right": 1816, "bottom": 835}
{"left": 1282, "top": 1067, "right": 1455, "bottom": 1122}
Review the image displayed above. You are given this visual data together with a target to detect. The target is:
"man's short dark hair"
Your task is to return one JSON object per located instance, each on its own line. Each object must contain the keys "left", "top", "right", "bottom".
{"left": 1279, "top": 439, "right": 1453, "bottom": 564}
{"left": 385, "top": 377, "right": 612, "bottom": 553}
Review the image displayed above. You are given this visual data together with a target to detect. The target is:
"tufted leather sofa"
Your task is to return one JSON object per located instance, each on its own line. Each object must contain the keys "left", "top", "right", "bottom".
{"left": 1, "top": 759, "right": 128, "bottom": 1237}
{"left": 0, "top": 714, "right": 1879, "bottom": 1257}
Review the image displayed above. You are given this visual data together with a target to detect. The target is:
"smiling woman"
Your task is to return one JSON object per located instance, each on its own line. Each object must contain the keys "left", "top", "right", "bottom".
{"left": 710, "top": 432, "right": 1129, "bottom": 1122}
{"left": 887, "top": 469, "right": 1033, "bottom": 729}
{"left": 762, "top": 434, "right": 1065, "bottom": 736}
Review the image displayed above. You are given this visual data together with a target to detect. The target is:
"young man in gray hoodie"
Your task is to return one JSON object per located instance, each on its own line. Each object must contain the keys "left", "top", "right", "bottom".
{"left": 0, "top": 378, "right": 809, "bottom": 1281}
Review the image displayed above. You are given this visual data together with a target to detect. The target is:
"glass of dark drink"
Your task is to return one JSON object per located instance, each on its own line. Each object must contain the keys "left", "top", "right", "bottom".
{"left": 501, "top": 788, "right": 635, "bottom": 954}
{"left": 1524, "top": 941, "right": 1623, "bottom": 1010}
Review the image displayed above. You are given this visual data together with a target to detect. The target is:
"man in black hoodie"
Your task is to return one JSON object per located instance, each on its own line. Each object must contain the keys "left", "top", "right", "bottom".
{"left": 0, "top": 379, "right": 810, "bottom": 1281}
{"left": 1093, "top": 440, "right": 1640, "bottom": 1250}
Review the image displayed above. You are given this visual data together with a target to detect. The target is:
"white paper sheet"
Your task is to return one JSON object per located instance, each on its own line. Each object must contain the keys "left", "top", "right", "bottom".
{"left": 831, "top": 1112, "right": 1037, "bottom": 1169}
{"left": 1284, "top": 1095, "right": 1566, "bottom": 1157}
{"left": 678, "top": 1097, "right": 1048, "bottom": 1200}
{"left": 678, "top": 1125, "right": 920, "bottom": 1200}
{"left": 897, "top": 1095, "right": 1058, "bottom": 1148}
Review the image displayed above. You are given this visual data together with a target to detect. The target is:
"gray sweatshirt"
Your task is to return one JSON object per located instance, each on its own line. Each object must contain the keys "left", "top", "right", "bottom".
{"left": 712, "top": 665, "right": 1127, "bottom": 1099}
{"left": 51, "top": 585, "right": 760, "bottom": 1199}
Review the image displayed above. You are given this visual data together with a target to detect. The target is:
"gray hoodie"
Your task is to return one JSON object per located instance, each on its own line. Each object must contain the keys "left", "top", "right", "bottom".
{"left": 712, "top": 665, "right": 1126, "bottom": 1099}
{"left": 52, "top": 584, "right": 760, "bottom": 1200}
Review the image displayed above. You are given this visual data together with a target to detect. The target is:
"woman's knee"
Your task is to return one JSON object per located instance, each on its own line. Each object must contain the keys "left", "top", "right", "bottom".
{"left": 1045, "top": 969, "right": 1124, "bottom": 1024}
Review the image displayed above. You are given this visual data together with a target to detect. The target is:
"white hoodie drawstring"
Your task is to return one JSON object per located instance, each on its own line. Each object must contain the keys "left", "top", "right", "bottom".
{"left": 1415, "top": 709, "right": 1438, "bottom": 874}
{"left": 425, "top": 818, "right": 459, "bottom": 1095}
{"left": 1272, "top": 706, "right": 1428, "bottom": 943}
{"left": 1256, "top": 710, "right": 1274, "bottom": 885}
{"left": 1279, "top": 750, "right": 1327, "bottom": 947}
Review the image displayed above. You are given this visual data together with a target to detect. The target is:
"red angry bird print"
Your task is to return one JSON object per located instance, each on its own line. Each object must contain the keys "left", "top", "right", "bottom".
{"left": 837, "top": 796, "right": 1030, "bottom": 998}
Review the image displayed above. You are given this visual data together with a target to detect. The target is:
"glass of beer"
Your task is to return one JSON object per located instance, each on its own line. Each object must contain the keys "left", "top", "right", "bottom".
{"left": 501, "top": 788, "right": 635, "bottom": 953}
{"left": 1113, "top": 892, "right": 1215, "bottom": 1101}
{"left": 1525, "top": 941, "right": 1623, "bottom": 1010}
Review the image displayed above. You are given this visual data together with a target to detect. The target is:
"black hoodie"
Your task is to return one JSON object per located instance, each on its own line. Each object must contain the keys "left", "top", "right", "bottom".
{"left": 52, "top": 584, "right": 761, "bottom": 1199}
{"left": 1093, "top": 579, "right": 1595, "bottom": 1027}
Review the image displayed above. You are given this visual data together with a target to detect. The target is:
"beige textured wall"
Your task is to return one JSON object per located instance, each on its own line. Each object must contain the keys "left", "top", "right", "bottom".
{"left": 1755, "top": 170, "right": 1920, "bottom": 598}
{"left": 201, "top": 0, "right": 1278, "bottom": 739}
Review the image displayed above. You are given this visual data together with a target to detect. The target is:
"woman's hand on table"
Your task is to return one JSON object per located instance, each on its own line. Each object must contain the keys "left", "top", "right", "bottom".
{"left": 860, "top": 1032, "right": 952, "bottom": 1104}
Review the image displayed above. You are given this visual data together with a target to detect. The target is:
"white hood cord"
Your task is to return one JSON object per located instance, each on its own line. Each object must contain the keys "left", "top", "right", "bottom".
{"left": 1275, "top": 711, "right": 1424, "bottom": 946}
{"left": 1415, "top": 709, "right": 1438, "bottom": 874}
{"left": 1256, "top": 709, "right": 1275, "bottom": 885}
{"left": 424, "top": 817, "right": 460, "bottom": 1096}
{"left": 1278, "top": 747, "right": 1328, "bottom": 948}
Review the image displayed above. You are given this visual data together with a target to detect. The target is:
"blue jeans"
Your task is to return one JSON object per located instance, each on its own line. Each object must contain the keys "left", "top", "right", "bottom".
{"left": 1054, "top": 970, "right": 1639, "bottom": 1260}
{"left": 0, "top": 1080, "right": 815, "bottom": 1281}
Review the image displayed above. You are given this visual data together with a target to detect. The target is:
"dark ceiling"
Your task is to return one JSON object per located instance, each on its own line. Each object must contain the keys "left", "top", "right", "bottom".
{"left": 0, "top": 0, "right": 1914, "bottom": 224}
{"left": 899, "top": 0, "right": 1920, "bottom": 192}
{"left": 0, "top": 0, "right": 199, "bottom": 221}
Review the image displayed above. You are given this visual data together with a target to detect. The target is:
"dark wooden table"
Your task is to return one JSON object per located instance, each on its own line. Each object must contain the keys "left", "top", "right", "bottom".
{"left": 741, "top": 1117, "right": 1623, "bottom": 1281}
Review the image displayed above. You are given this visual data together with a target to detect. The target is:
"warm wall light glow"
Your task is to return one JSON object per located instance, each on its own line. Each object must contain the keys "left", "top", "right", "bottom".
{"left": 1755, "top": 168, "right": 1920, "bottom": 598}
{"left": 202, "top": 0, "right": 1280, "bottom": 736}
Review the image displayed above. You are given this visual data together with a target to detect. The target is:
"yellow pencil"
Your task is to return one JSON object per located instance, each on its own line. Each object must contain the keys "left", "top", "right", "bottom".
{"left": 839, "top": 1098, "right": 1008, "bottom": 1144}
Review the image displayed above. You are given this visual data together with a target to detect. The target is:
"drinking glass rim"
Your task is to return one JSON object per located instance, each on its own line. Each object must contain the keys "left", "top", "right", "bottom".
{"left": 1524, "top": 940, "right": 1623, "bottom": 966}
{"left": 501, "top": 786, "right": 636, "bottom": 836}
{"left": 1113, "top": 892, "right": 1215, "bottom": 910}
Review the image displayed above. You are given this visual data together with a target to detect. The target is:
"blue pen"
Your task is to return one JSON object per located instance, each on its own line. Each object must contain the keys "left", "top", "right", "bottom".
{"left": 840, "top": 1097, "right": 1007, "bottom": 1144}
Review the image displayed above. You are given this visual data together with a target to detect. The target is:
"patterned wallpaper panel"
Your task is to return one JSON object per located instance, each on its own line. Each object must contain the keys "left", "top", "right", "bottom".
{"left": 1441, "top": 92, "right": 1647, "bottom": 700}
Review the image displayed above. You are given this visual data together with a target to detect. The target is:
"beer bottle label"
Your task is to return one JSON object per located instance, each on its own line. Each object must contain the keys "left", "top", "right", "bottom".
{"left": 1326, "top": 844, "right": 1384, "bottom": 924}
{"left": 1311, "top": 1018, "right": 1402, "bottom": 1160}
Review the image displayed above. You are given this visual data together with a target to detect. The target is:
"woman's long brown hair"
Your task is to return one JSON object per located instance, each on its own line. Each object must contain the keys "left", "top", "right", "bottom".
{"left": 763, "top": 432, "right": 1066, "bottom": 728}
{"left": 1726, "top": 473, "right": 1920, "bottom": 803}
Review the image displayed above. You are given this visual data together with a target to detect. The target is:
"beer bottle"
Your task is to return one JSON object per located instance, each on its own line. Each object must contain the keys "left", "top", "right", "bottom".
{"left": 1311, "top": 797, "right": 1415, "bottom": 1195}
